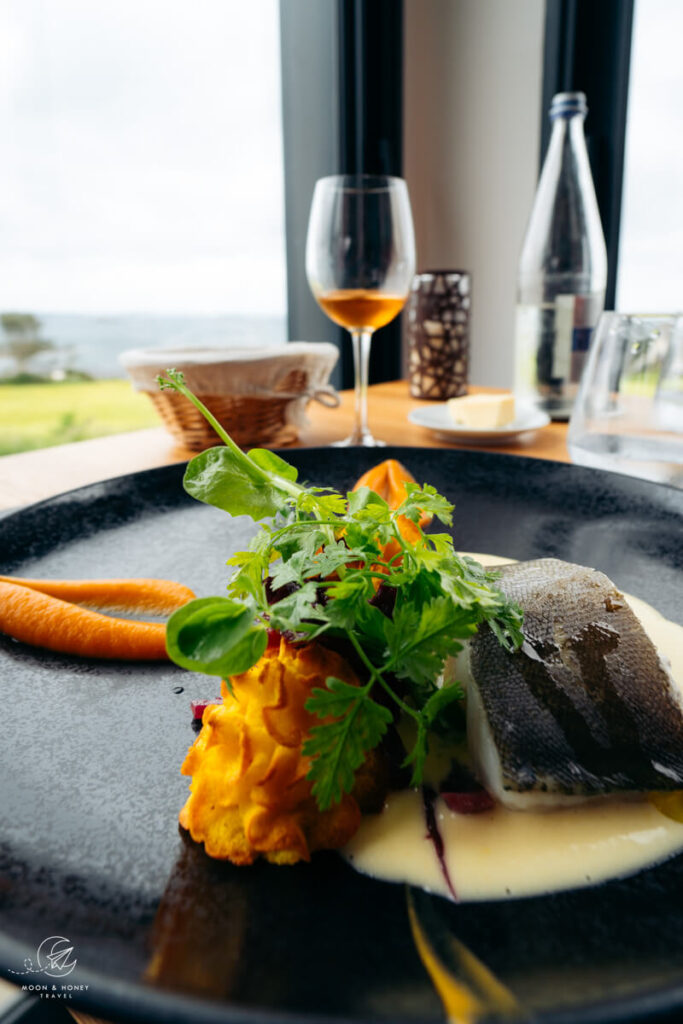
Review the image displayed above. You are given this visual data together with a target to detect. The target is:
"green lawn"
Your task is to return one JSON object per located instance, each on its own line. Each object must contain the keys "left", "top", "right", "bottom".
{"left": 0, "top": 379, "right": 159, "bottom": 456}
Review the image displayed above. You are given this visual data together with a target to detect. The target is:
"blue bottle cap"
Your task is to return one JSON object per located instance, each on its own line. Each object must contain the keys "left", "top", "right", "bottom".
{"left": 550, "top": 92, "right": 588, "bottom": 119}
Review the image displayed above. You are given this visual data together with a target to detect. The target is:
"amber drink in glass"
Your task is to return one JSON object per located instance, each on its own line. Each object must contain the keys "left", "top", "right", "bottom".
{"left": 306, "top": 175, "right": 416, "bottom": 446}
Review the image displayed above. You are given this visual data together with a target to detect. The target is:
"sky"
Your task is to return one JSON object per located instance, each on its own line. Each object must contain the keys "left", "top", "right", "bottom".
{"left": 1, "top": 0, "right": 679, "bottom": 319}
{"left": 0, "top": 0, "right": 287, "bottom": 316}
{"left": 616, "top": 0, "right": 683, "bottom": 312}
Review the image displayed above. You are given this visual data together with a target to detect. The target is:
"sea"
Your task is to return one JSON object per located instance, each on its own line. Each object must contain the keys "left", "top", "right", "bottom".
{"left": 0, "top": 312, "right": 287, "bottom": 380}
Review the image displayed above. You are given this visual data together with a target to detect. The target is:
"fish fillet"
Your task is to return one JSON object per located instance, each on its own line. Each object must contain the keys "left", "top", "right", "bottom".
{"left": 462, "top": 559, "right": 683, "bottom": 809}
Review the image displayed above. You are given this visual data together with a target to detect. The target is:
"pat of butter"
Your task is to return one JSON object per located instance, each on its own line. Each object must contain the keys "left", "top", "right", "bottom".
{"left": 447, "top": 393, "right": 515, "bottom": 429}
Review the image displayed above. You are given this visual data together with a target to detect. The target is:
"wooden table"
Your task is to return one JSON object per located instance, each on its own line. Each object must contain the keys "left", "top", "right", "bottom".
{"left": 0, "top": 381, "right": 569, "bottom": 510}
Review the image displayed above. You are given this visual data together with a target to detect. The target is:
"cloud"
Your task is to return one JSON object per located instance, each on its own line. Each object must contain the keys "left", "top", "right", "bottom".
{"left": 0, "top": 0, "right": 286, "bottom": 315}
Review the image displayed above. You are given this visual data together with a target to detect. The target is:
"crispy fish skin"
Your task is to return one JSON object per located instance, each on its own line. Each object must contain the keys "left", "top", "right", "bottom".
{"left": 467, "top": 558, "right": 683, "bottom": 803}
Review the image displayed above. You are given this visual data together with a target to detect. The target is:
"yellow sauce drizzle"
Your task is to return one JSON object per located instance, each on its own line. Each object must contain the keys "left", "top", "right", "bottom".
{"left": 407, "top": 889, "right": 520, "bottom": 1023}
{"left": 650, "top": 791, "right": 683, "bottom": 823}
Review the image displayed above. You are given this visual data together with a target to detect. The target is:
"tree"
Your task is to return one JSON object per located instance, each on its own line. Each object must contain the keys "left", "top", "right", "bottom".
{"left": 0, "top": 313, "right": 55, "bottom": 377}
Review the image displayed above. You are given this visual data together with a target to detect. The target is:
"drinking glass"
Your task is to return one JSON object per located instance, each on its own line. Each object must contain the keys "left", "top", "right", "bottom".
{"left": 306, "top": 174, "right": 416, "bottom": 446}
{"left": 568, "top": 313, "right": 683, "bottom": 487}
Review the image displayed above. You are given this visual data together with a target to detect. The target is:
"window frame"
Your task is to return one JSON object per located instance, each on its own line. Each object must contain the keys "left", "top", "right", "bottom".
{"left": 280, "top": 0, "right": 404, "bottom": 389}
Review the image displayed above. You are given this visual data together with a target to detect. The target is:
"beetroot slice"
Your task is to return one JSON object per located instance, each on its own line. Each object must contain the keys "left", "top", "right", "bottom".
{"left": 190, "top": 699, "right": 219, "bottom": 720}
{"left": 266, "top": 628, "right": 281, "bottom": 651}
{"left": 441, "top": 790, "right": 495, "bottom": 814}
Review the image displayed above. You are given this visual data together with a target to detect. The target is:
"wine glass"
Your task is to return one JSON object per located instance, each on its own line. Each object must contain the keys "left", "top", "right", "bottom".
{"left": 305, "top": 174, "right": 416, "bottom": 446}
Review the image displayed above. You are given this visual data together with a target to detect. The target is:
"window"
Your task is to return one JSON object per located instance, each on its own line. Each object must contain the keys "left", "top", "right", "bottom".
{"left": 616, "top": 0, "right": 683, "bottom": 311}
{"left": 0, "top": 0, "right": 286, "bottom": 451}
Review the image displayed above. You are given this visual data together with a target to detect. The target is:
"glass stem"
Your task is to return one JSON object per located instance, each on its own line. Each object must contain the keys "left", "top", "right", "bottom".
{"left": 351, "top": 329, "right": 372, "bottom": 443}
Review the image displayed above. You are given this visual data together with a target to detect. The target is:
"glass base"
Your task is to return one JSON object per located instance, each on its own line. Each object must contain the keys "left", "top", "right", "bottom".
{"left": 568, "top": 434, "right": 683, "bottom": 488}
{"left": 332, "top": 430, "right": 387, "bottom": 448}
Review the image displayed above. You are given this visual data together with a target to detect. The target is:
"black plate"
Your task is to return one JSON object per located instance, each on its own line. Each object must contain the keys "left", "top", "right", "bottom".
{"left": 1, "top": 447, "right": 683, "bottom": 1024}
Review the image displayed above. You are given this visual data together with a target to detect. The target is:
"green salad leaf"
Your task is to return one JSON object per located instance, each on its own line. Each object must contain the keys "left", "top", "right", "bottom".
{"left": 159, "top": 369, "right": 524, "bottom": 810}
{"left": 165, "top": 595, "right": 267, "bottom": 678}
{"left": 159, "top": 370, "right": 303, "bottom": 521}
{"left": 183, "top": 448, "right": 292, "bottom": 521}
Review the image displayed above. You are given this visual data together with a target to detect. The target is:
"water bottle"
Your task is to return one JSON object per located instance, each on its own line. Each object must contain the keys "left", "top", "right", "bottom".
{"left": 514, "top": 92, "right": 607, "bottom": 420}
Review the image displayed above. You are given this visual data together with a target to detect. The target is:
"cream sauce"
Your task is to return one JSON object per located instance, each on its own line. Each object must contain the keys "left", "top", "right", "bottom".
{"left": 343, "top": 553, "right": 683, "bottom": 901}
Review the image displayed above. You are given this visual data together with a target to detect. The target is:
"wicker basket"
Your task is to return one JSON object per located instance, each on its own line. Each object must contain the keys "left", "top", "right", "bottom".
{"left": 120, "top": 344, "right": 339, "bottom": 451}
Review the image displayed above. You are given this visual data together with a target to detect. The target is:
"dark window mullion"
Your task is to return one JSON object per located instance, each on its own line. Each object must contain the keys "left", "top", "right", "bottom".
{"left": 541, "top": 0, "right": 635, "bottom": 309}
{"left": 281, "top": 0, "right": 405, "bottom": 389}
{"left": 336, "top": 0, "right": 404, "bottom": 385}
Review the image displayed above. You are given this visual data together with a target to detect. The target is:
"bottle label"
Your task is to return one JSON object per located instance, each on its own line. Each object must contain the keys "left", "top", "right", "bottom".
{"left": 572, "top": 327, "right": 593, "bottom": 352}
{"left": 569, "top": 293, "right": 603, "bottom": 384}
{"left": 514, "top": 305, "right": 542, "bottom": 396}
{"left": 514, "top": 292, "right": 605, "bottom": 404}
{"left": 551, "top": 295, "right": 575, "bottom": 380}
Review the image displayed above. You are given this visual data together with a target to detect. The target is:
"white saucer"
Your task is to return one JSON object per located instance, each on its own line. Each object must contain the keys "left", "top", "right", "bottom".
{"left": 408, "top": 401, "right": 550, "bottom": 445}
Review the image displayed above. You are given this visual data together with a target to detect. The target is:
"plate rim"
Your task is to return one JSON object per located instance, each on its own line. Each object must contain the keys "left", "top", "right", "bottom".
{"left": 407, "top": 404, "right": 551, "bottom": 438}
{"left": 4, "top": 923, "right": 683, "bottom": 1024}
{"left": 3, "top": 443, "right": 682, "bottom": 531}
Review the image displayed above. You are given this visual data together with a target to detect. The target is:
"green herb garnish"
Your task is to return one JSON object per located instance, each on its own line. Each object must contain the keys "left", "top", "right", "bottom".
{"left": 159, "top": 369, "right": 523, "bottom": 810}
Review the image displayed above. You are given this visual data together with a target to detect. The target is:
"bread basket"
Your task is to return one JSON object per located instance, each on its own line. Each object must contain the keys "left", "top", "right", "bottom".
{"left": 120, "top": 343, "right": 340, "bottom": 450}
